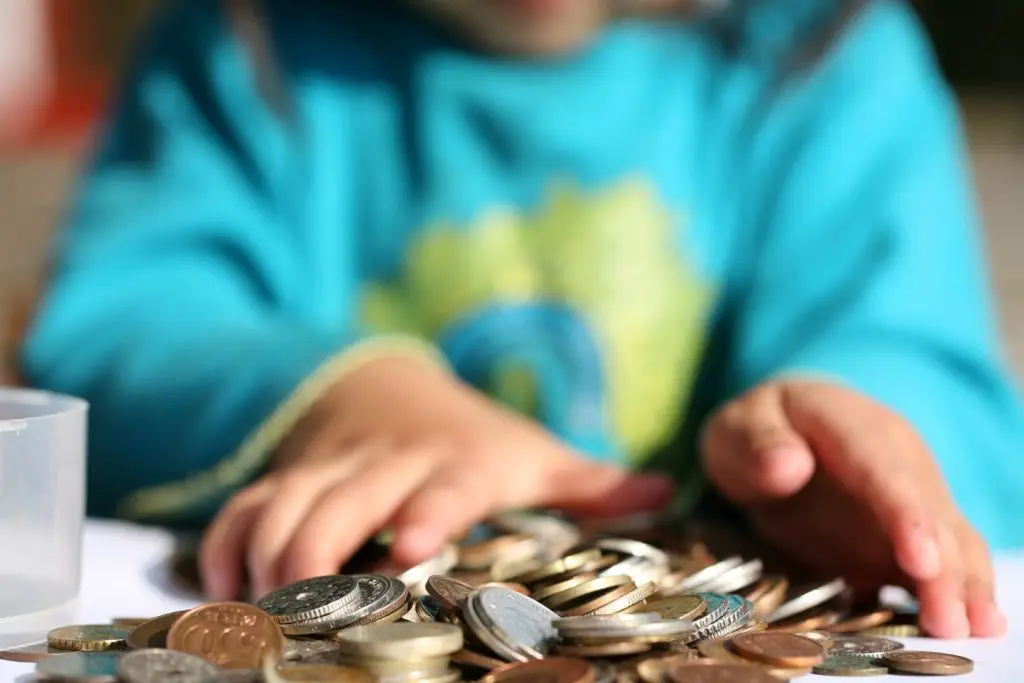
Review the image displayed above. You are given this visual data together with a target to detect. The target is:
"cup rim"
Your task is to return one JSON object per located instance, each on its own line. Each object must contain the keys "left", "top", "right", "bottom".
{"left": 0, "top": 387, "right": 89, "bottom": 424}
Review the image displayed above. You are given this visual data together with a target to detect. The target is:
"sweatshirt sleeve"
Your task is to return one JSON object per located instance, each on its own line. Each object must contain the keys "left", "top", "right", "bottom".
{"left": 18, "top": 1, "right": 412, "bottom": 525}
{"left": 727, "top": 1, "right": 1024, "bottom": 549}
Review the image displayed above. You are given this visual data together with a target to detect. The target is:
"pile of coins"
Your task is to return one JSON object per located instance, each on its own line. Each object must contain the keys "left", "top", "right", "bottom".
{"left": 1, "top": 512, "right": 976, "bottom": 681}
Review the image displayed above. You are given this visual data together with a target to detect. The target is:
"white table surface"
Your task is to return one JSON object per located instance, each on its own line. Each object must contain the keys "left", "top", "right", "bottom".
{"left": 3, "top": 520, "right": 1023, "bottom": 682}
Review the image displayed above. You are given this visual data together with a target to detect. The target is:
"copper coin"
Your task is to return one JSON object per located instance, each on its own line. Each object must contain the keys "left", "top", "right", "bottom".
{"left": 826, "top": 610, "right": 894, "bottom": 634}
{"left": 882, "top": 651, "right": 974, "bottom": 675}
{"left": 111, "top": 618, "right": 150, "bottom": 629}
{"left": 0, "top": 640, "right": 67, "bottom": 662}
{"left": 557, "top": 641, "right": 652, "bottom": 657}
{"left": 483, "top": 657, "right": 597, "bottom": 683}
{"left": 126, "top": 611, "right": 187, "bottom": 649}
{"left": 636, "top": 654, "right": 697, "bottom": 683}
{"left": 452, "top": 648, "right": 506, "bottom": 670}
{"left": 695, "top": 639, "right": 744, "bottom": 662}
{"left": 426, "top": 576, "right": 474, "bottom": 610}
{"left": 768, "top": 608, "right": 842, "bottom": 632}
{"left": 742, "top": 580, "right": 774, "bottom": 604}
{"left": 667, "top": 661, "right": 777, "bottom": 683}
{"left": 167, "top": 602, "right": 285, "bottom": 669}
{"left": 730, "top": 633, "right": 825, "bottom": 668}
{"left": 751, "top": 578, "right": 789, "bottom": 619}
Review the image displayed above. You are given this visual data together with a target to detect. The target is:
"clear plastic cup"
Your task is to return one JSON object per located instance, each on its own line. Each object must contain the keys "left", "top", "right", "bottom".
{"left": 0, "top": 388, "right": 87, "bottom": 649}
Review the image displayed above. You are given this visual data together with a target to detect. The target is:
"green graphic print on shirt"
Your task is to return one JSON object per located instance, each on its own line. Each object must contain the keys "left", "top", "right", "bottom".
{"left": 361, "top": 178, "right": 716, "bottom": 467}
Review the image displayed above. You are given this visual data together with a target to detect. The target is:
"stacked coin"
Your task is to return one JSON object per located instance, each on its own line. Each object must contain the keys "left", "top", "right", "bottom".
{"left": 257, "top": 575, "right": 411, "bottom": 635}
{"left": 8, "top": 512, "right": 977, "bottom": 682}
{"left": 334, "top": 622, "right": 464, "bottom": 683}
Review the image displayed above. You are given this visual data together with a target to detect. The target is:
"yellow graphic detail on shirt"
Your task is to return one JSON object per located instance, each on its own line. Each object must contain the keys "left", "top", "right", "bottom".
{"left": 362, "top": 178, "right": 716, "bottom": 463}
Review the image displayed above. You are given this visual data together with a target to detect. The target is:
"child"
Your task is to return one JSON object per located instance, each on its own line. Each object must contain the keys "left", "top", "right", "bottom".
{"left": 19, "top": 0, "right": 1024, "bottom": 639}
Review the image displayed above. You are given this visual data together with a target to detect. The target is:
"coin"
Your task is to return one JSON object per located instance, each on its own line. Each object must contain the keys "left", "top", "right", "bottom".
{"left": 36, "top": 651, "right": 123, "bottom": 682}
{"left": 827, "top": 635, "right": 904, "bottom": 659}
{"left": 794, "top": 631, "right": 834, "bottom": 650}
{"left": 695, "top": 638, "right": 745, "bottom": 662}
{"left": 0, "top": 640, "right": 67, "bottom": 662}
{"left": 750, "top": 578, "right": 788, "bottom": 620}
{"left": 483, "top": 657, "right": 597, "bottom": 683}
{"left": 730, "top": 633, "right": 825, "bottom": 668}
{"left": 117, "top": 648, "right": 219, "bottom": 683}
{"left": 825, "top": 610, "right": 894, "bottom": 634}
{"left": 559, "top": 618, "right": 692, "bottom": 643}
{"left": 425, "top": 575, "right": 476, "bottom": 610}
{"left": 590, "top": 583, "right": 657, "bottom": 616}
{"left": 335, "top": 623, "right": 463, "bottom": 659}
{"left": 112, "top": 618, "right": 151, "bottom": 629}
{"left": 563, "top": 583, "right": 639, "bottom": 617}
{"left": 690, "top": 594, "right": 729, "bottom": 631}
{"left": 555, "top": 613, "right": 662, "bottom": 633}
{"left": 667, "top": 660, "right": 777, "bottom": 683}
{"left": 512, "top": 549, "right": 603, "bottom": 584}
{"left": 257, "top": 576, "right": 360, "bottom": 625}
{"left": 769, "top": 607, "right": 842, "bottom": 632}
{"left": 452, "top": 648, "right": 506, "bottom": 670}
{"left": 471, "top": 586, "right": 559, "bottom": 660}
{"left": 858, "top": 625, "right": 920, "bottom": 638}
{"left": 284, "top": 575, "right": 397, "bottom": 635}
{"left": 47, "top": 625, "right": 130, "bottom": 652}
{"left": 645, "top": 596, "right": 706, "bottom": 621}
{"left": 767, "top": 579, "right": 847, "bottom": 624}
{"left": 460, "top": 534, "right": 540, "bottom": 570}
{"left": 699, "top": 560, "right": 764, "bottom": 595}
{"left": 127, "top": 611, "right": 187, "bottom": 649}
{"left": 812, "top": 656, "right": 888, "bottom": 677}
{"left": 485, "top": 582, "right": 532, "bottom": 596}
{"left": 636, "top": 654, "right": 698, "bottom": 683}
{"left": 670, "top": 557, "right": 745, "bottom": 595}
{"left": 882, "top": 651, "right": 974, "bottom": 675}
{"left": 283, "top": 637, "right": 342, "bottom": 662}
{"left": 416, "top": 595, "right": 449, "bottom": 623}
{"left": 168, "top": 602, "right": 285, "bottom": 668}
{"left": 534, "top": 576, "right": 598, "bottom": 603}
{"left": 557, "top": 641, "right": 652, "bottom": 657}
{"left": 546, "top": 576, "right": 635, "bottom": 610}
{"left": 349, "top": 579, "right": 411, "bottom": 627}
{"left": 270, "top": 663, "right": 377, "bottom": 682}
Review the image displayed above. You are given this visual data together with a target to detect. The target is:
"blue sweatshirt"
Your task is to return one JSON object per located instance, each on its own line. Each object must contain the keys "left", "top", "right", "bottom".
{"left": 20, "top": 0, "right": 1024, "bottom": 546}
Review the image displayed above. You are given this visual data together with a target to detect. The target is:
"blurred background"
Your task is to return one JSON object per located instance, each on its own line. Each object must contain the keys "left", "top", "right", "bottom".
{"left": 1, "top": 0, "right": 1022, "bottom": 382}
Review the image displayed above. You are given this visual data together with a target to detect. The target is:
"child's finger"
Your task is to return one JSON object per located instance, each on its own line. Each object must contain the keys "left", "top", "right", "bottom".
{"left": 701, "top": 386, "right": 816, "bottom": 505}
{"left": 540, "top": 462, "right": 674, "bottom": 517}
{"left": 246, "top": 454, "right": 368, "bottom": 597}
{"left": 915, "top": 522, "right": 970, "bottom": 639}
{"left": 279, "top": 449, "right": 438, "bottom": 584}
{"left": 389, "top": 467, "right": 494, "bottom": 567}
{"left": 957, "top": 523, "right": 1006, "bottom": 637}
{"left": 200, "top": 481, "right": 274, "bottom": 601}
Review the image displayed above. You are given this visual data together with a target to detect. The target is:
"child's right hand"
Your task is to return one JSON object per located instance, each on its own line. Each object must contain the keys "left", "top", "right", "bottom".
{"left": 199, "top": 354, "right": 674, "bottom": 600}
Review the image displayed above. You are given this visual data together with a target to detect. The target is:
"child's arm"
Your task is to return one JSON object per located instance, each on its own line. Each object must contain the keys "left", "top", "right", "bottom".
{"left": 723, "top": 2, "right": 1024, "bottom": 549}
{"left": 19, "top": 1, "right": 360, "bottom": 524}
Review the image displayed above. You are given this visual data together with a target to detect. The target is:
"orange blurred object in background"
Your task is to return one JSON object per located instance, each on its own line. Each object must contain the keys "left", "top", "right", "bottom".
{"left": 0, "top": 0, "right": 154, "bottom": 151}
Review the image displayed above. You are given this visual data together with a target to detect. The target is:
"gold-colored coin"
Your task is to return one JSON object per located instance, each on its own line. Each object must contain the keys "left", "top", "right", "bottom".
{"left": 644, "top": 596, "right": 706, "bottom": 621}
{"left": 752, "top": 578, "right": 789, "bottom": 619}
{"left": 545, "top": 576, "right": 634, "bottom": 610}
{"left": 590, "top": 582, "right": 657, "bottom": 616}
{"left": 533, "top": 575, "right": 598, "bottom": 603}
{"left": 511, "top": 549, "right": 604, "bottom": 584}
{"left": 458, "top": 534, "right": 539, "bottom": 571}
{"left": 858, "top": 624, "right": 920, "bottom": 638}
{"left": 271, "top": 664, "right": 377, "bottom": 682}
{"left": 47, "top": 625, "right": 130, "bottom": 652}
{"left": 636, "top": 653, "right": 698, "bottom": 683}
{"left": 126, "top": 610, "right": 186, "bottom": 650}
{"left": 557, "top": 640, "right": 652, "bottom": 657}
{"left": 696, "top": 638, "right": 745, "bottom": 662}
{"left": 826, "top": 609, "right": 894, "bottom": 634}
{"left": 563, "top": 583, "right": 639, "bottom": 617}
{"left": 111, "top": 618, "right": 150, "bottom": 629}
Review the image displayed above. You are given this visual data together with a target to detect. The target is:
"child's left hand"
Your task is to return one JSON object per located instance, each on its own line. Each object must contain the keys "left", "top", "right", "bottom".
{"left": 701, "top": 380, "right": 1006, "bottom": 639}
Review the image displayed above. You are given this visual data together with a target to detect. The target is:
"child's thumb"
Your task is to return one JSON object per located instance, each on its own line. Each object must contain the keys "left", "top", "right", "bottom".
{"left": 701, "top": 385, "right": 816, "bottom": 506}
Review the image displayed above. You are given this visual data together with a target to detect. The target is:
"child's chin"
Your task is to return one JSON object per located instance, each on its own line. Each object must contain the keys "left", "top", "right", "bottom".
{"left": 470, "top": 19, "right": 608, "bottom": 59}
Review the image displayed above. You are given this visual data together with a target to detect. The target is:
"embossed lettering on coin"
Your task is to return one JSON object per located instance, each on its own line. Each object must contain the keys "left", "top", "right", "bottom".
{"left": 167, "top": 602, "right": 284, "bottom": 669}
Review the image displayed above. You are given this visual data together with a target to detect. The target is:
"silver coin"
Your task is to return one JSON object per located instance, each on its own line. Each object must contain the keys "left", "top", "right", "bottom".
{"left": 117, "top": 649, "right": 218, "bottom": 683}
{"left": 399, "top": 544, "right": 459, "bottom": 596}
{"left": 462, "top": 592, "right": 528, "bottom": 662}
{"left": 256, "top": 575, "right": 359, "bottom": 624}
{"left": 672, "top": 556, "right": 745, "bottom": 594}
{"left": 283, "top": 637, "right": 342, "bottom": 662}
{"left": 690, "top": 593, "right": 729, "bottom": 631}
{"left": 599, "top": 556, "right": 667, "bottom": 587}
{"left": 37, "top": 652, "right": 123, "bottom": 682}
{"left": 488, "top": 512, "right": 581, "bottom": 560}
{"left": 768, "top": 578, "right": 848, "bottom": 623}
{"left": 554, "top": 612, "right": 662, "bottom": 633}
{"left": 283, "top": 575, "right": 398, "bottom": 635}
{"left": 474, "top": 586, "right": 559, "bottom": 659}
{"left": 698, "top": 559, "right": 764, "bottom": 594}
{"left": 559, "top": 617, "right": 694, "bottom": 641}
{"left": 594, "top": 662, "right": 616, "bottom": 683}
{"left": 828, "top": 635, "right": 905, "bottom": 658}
{"left": 210, "top": 670, "right": 263, "bottom": 683}
{"left": 704, "top": 595, "right": 754, "bottom": 639}
{"left": 596, "top": 538, "right": 671, "bottom": 567}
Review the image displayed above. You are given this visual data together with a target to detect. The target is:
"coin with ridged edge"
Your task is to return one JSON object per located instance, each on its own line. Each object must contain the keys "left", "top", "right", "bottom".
{"left": 426, "top": 576, "right": 474, "bottom": 611}
{"left": 645, "top": 595, "right": 707, "bottom": 621}
{"left": 47, "top": 625, "right": 130, "bottom": 652}
{"left": 730, "top": 633, "right": 825, "bottom": 668}
{"left": 117, "top": 649, "right": 218, "bottom": 683}
{"left": 335, "top": 622, "right": 463, "bottom": 660}
{"left": 257, "top": 576, "right": 359, "bottom": 625}
{"left": 827, "top": 635, "right": 904, "bottom": 658}
{"left": 470, "top": 586, "right": 559, "bottom": 661}
{"left": 882, "top": 651, "right": 974, "bottom": 675}
{"left": 812, "top": 656, "right": 888, "bottom": 677}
